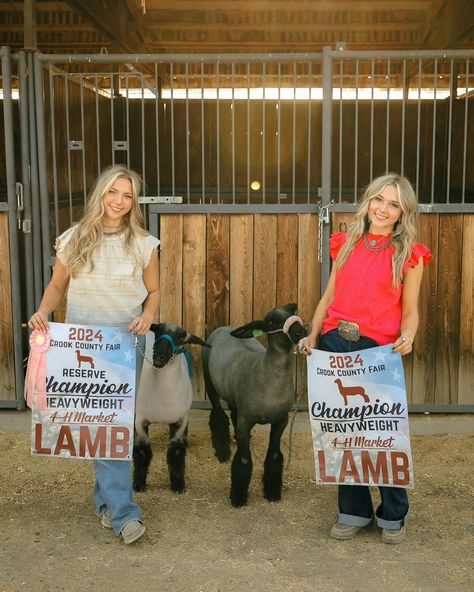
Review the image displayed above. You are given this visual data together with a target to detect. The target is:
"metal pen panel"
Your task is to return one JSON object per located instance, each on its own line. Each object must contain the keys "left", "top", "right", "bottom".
{"left": 49, "top": 68, "right": 59, "bottom": 236}
{"left": 33, "top": 54, "right": 53, "bottom": 289}
{"left": 431, "top": 60, "right": 438, "bottom": 204}
{"left": 200, "top": 61, "right": 205, "bottom": 202}
{"left": 262, "top": 61, "right": 266, "bottom": 204}
{"left": 18, "top": 51, "right": 35, "bottom": 318}
{"left": 462, "top": 59, "right": 470, "bottom": 203}
{"left": 247, "top": 62, "right": 250, "bottom": 204}
{"left": 338, "top": 60, "right": 343, "bottom": 202}
{"left": 277, "top": 62, "right": 281, "bottom": 204}
{"left": 354, "top": 59, "right": 359, "bottom": 202}
{"left": 216, "top": 61, "right": 220, "bottom": 203}
{"left": 1, "top": 46, "right": 25, "bottom": 408}
{"left": 170, "top": 63, "right": 175, "bottom": 197}
{"left": 126, "top": 74, "right": 130, "bottom": 169}
{"left": 307, "top": 61, "right": 312, "bottom": 204}
{"left": 95, "top": 75, "right": 101, "bottom": 173}
{"left": 231, "top": 62, "right": 235, "bottom": 204}
{"left": 27, "top": 51, "right": 43, "bottom": 306}
{"left": 292, "top": 62, "right": 296, "bottom": 203}
{"left": 185, "top": 63, "right": 190, "bottom": 203}
{"left": 155, "top": 64, "right": 161, "bottom": 197}
{"left": 64, "top": 76, "right": 73, "bottom": 225}
{"left": 416, "top": 60, "right": 422, "bottom": 196}
{"left": 401, "top": 60, "right": 406, "bottom": 177}
{"left": 446, "top": 59, "right": 454, "bottom": 203}
{"left": 79, "top": 76, "right": 87, "bottom": 204}
{"left": 110, "top": 74, "right": 114, "bottom": 165}
{"left": 141, "top": 82, "right": 146, "bottom": 198}
{"left": 385, "top": 60, "right": 391, "bottom": 173}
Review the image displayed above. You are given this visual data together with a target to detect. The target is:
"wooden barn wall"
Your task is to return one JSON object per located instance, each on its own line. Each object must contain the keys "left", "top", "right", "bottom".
{"left": 158, "top": 213, "right": 320, "bottom": 402}
{"left": 0, "top": 212, "right": 16, "bottom": 401}
{"left": 159, "top": 212, "right": 473, "bottom": 407}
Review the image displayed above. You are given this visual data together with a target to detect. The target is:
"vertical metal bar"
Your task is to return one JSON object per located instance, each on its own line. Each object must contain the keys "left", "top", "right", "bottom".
{"left": 307, "top": 61, "right": 312, "bottom": 203}
{"left": 64, "top": 75, "right": 73, "bottom": 226}
{"left": 370, "top": 59, "right": 374, "bottom": 181}
{"left": 95, "top": 75, "right": 101, "bottom": 174}
{"left": 446, "top": 59, "right": 454, "bottom": 203}
{"left": 216, "top": 61, "right": 220, "bottom": 203}
{"left": 33, "top": 54, "right": 53, "bottom": 291}
{"left": 141, "top": 79, "right": 146, "bottom": 199}
{"left": 461, "top": 58, "right": 469, "bottom": 203}
{"left": 79, "top": 75, "right": 87, "bottom": 204}
{"left": 27, "top": 51, "right": 43, "bottom": 306}
{"left": 49, "top": 67, "right": 59, "bottom": 237}
{"left": 339, "top": 59, "right": 343, "bottom": 201}
{"left": 125, "top": 74, "right": 130, "bottom": 169}
{"left": 110, "top": 74, "right": 115, "bottom": 165}
{"left": 200, "top": 61, "right": 205, "bottom": 202}
{"left": 292, "top": 62, "right": 296, "bottom": 203}
{"left": 231, "top": 62, "right": 235, "bottom": 204}
{"left": 185, "top": 62, "right": 190, "bottom": 203}
{"left": 385, "top": 60, "right": 390, "bottom": 172}
{"left": 321, "top": 46, "right": 333, "bottom": 291}
{"left": 401, "top": 60, "right": 406, "bottom": 176}
{"left": 430, "top": 60, "right": 438, "bottom": 204}
{"left": 277, "top": 62, "right": 281, "bottom": 204}
{"left": 170, "top": 62, "right": 175, "bottom": 196}
{"left": 354, "top": 59, "right": 359, "bottom": 202}
{"left": 416, "top": 60, "right": 422, "bottom": 195}
{"left": 247, "top": 62, "right": 250, "bottom": 204}
{"left": 262, "top": 61, "right": 266, "bottom": 204}
{"left": 18, "top": 51, "right": 35, "bottom": 319}
{"left": 155, "top": 63, "right": 161, "bottom": 196}
{"left": 1, "top": 46, "right": 25, "bottom": 408}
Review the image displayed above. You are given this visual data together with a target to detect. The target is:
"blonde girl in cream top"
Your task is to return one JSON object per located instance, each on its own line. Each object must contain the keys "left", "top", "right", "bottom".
{"left": 28, "top": 165, "right": 160, "bottom": 544}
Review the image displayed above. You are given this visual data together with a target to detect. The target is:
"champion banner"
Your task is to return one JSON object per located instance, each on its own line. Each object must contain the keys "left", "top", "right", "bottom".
{"left": 30, "top": 322, "right": 136, "bottom": 461}
{"left": 307, "top": 344, "right": 414, "bottom": 489}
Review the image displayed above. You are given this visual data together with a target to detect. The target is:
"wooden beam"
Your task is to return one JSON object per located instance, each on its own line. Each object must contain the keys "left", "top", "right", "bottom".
{"left": 147, "top": 1, "right": 431, "bottom": 11}
{"left": 416, "top": 0, "right": 474, "bottom": 48}
{"left": 23, "top": 0, "right": 37, "bottom": 50}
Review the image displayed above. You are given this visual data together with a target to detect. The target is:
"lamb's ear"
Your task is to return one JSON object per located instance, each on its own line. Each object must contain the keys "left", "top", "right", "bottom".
{"left": 184, "top": 334, "right": 211, "bottom": 348}
{"left": 230, "top": 320, "right": 268, "bottom": 339}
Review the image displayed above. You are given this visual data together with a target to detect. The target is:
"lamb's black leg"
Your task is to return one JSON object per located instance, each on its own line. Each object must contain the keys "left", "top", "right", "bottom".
{"left": 230, "top": 418, "right": 253, "bottom": 508}
{"left": 263, "top": 413, "right": 289, "bottom": 502}
{"left": 167, "top": 421, "right": 187, "bottom": 493}
{"left": 203, "top": 360, "right": 231, "bottom": 462}
{"left": 133, "top": 424, "right": 153, "bottom": 492}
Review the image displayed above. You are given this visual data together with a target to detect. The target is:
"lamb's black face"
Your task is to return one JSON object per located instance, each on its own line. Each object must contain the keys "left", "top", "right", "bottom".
{"left": 264, "top": 303, "right": 307, "bottom": 344}
{"left": 151, "top": 324, "right": 187, "bottom": 368}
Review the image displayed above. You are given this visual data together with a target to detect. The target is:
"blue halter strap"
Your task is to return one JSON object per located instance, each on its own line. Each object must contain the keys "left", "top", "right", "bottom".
{"left": 156, "top": 334, "right": 193, "bottom": 378}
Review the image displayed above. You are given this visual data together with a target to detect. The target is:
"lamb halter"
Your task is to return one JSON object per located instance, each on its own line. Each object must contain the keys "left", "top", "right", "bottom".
{"left": 266, "top": 315, "right": 304, "bottom": 343}
{"left": 154, "top": 333, "right": 193, "bottom": 377}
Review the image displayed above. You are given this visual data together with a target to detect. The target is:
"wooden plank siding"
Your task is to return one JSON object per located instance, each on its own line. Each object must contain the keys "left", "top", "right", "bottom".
{"left": 0, "top": 212, "right": 16, "bottom": 401}
{"left": 157, "top": 212, "right": 473, "bottom": 406}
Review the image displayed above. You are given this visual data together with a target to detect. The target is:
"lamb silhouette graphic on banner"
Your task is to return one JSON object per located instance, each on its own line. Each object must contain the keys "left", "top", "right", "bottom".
{"left": 76, "top": 349, "right": 95, "bottom": 369}
{"left": 334, "top": 378, "right": 370, "bottom": 406}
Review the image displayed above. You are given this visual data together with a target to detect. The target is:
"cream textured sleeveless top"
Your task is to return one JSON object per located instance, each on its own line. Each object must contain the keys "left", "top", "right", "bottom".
{"left": 55, "top": 226, "right": 160, "bottom": 327}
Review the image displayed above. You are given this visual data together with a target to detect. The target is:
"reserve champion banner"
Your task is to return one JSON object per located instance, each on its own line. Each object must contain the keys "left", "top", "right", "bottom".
{"left": 307, "top": 344, "right": 414, "bottom": 489}
{"left": 31, "top": 322, "right": 136, "bottom": 461}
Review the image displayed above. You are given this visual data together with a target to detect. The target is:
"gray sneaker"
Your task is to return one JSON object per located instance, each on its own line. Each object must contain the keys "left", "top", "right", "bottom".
{"left": 382, "top": 525, "right": 406, "bottom": 544}
{"left": 101, "top": 510, "right": 112, "bottom": 529}
{"left": 120, "top": 520, "right": 146, "bottom": 544}
{"left": 330, "top": 522, "right": 361, "bottom": 540}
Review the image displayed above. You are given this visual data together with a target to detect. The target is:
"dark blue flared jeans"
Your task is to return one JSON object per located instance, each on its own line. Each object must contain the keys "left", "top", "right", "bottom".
{"left": 318, "top": 329, "right": 409, "bottom": 530}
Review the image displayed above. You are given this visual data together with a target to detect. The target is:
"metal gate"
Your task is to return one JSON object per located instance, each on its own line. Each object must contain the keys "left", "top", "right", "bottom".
{"left": 0, "top": 46, "right": 24, "bottom": 409}
{"left": 4, "top": 47, "right": 474, "bottom": 411}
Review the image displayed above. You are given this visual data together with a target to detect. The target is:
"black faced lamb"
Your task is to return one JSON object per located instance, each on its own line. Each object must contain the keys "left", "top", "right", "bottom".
{"left": 133, "top": 323, "right": 209, "bottom": 493}
{"left": 202, "top": 303, "right": 308, "bottom": 507}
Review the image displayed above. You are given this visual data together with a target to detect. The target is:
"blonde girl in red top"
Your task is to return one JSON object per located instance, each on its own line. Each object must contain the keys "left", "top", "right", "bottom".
{"left": 301, "top": 172, "right": 431, "bottom": 544}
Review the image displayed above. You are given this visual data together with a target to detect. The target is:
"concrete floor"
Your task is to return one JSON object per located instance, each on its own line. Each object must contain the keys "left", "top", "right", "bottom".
{"left": 1, "top": 408, "right": 473, "bottom": 435}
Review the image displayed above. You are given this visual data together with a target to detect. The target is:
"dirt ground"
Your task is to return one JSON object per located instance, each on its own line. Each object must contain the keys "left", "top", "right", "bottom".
{"left": 0, "top": 413, "right": 473, "bottom": 592}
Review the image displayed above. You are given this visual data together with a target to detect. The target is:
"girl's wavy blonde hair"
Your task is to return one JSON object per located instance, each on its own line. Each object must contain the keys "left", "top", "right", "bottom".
{"left": 335, "top": 173, "right": 418, "bottom": 286}
{"left": 62, "top": 165, "right": 148, "bottom": 278}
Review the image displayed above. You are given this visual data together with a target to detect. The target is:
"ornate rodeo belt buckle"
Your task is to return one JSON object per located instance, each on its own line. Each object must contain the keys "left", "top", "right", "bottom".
{"left": 338, "top": 320, "right": 361, "bottom": 342}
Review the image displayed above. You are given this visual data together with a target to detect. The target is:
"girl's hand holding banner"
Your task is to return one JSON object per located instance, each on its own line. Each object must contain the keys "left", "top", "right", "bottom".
{"left": 307, "top": 344, "right": 414, "bottom": 489}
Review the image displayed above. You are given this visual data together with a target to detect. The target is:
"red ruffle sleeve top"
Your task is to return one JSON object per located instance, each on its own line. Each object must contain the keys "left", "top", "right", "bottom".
{"left": 322, "top": 232, "right": 432, "bottom": 345}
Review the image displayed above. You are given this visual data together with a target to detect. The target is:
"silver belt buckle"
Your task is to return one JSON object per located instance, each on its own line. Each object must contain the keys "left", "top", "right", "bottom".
{"left": 338, "top": 320, "right": 360, "bottom": 342}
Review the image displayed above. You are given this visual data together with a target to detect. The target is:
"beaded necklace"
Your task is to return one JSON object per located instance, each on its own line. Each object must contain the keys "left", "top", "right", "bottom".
{"left": 363, "top": 233, "right": 393, "bottom": 252}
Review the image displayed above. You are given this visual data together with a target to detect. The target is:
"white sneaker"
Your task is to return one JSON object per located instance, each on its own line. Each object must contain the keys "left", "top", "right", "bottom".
{"left": 382, "top": 525, "right": 406, "bottom": 544}
{"left": 330, "top": 522, "right": 361, "bottom": 540}
{"left": 120, "top": 520, "right": 146, "bottom": 544}
{"left": 101, "top": 510, "right": 112, "bottom": 529}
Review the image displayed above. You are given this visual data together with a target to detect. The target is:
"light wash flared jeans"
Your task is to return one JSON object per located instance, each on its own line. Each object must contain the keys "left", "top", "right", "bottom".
{"left": 93, "top": 335, "right": 145, "bottom": 535}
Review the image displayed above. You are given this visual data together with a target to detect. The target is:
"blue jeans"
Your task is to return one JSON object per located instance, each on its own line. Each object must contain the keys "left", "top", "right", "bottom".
{"left": 319, "top": 329, "right": 409, "bottom": 530}
{"left": 93, "top": 335, "right": 145, "bottom": 535}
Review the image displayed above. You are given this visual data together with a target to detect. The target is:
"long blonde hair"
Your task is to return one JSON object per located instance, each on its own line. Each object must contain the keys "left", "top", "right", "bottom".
{"left": 335, "top": 173, "right": 418, "bottom": 286}
{"left": 62, "top": 165, "right": 148, "bottom": 278}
